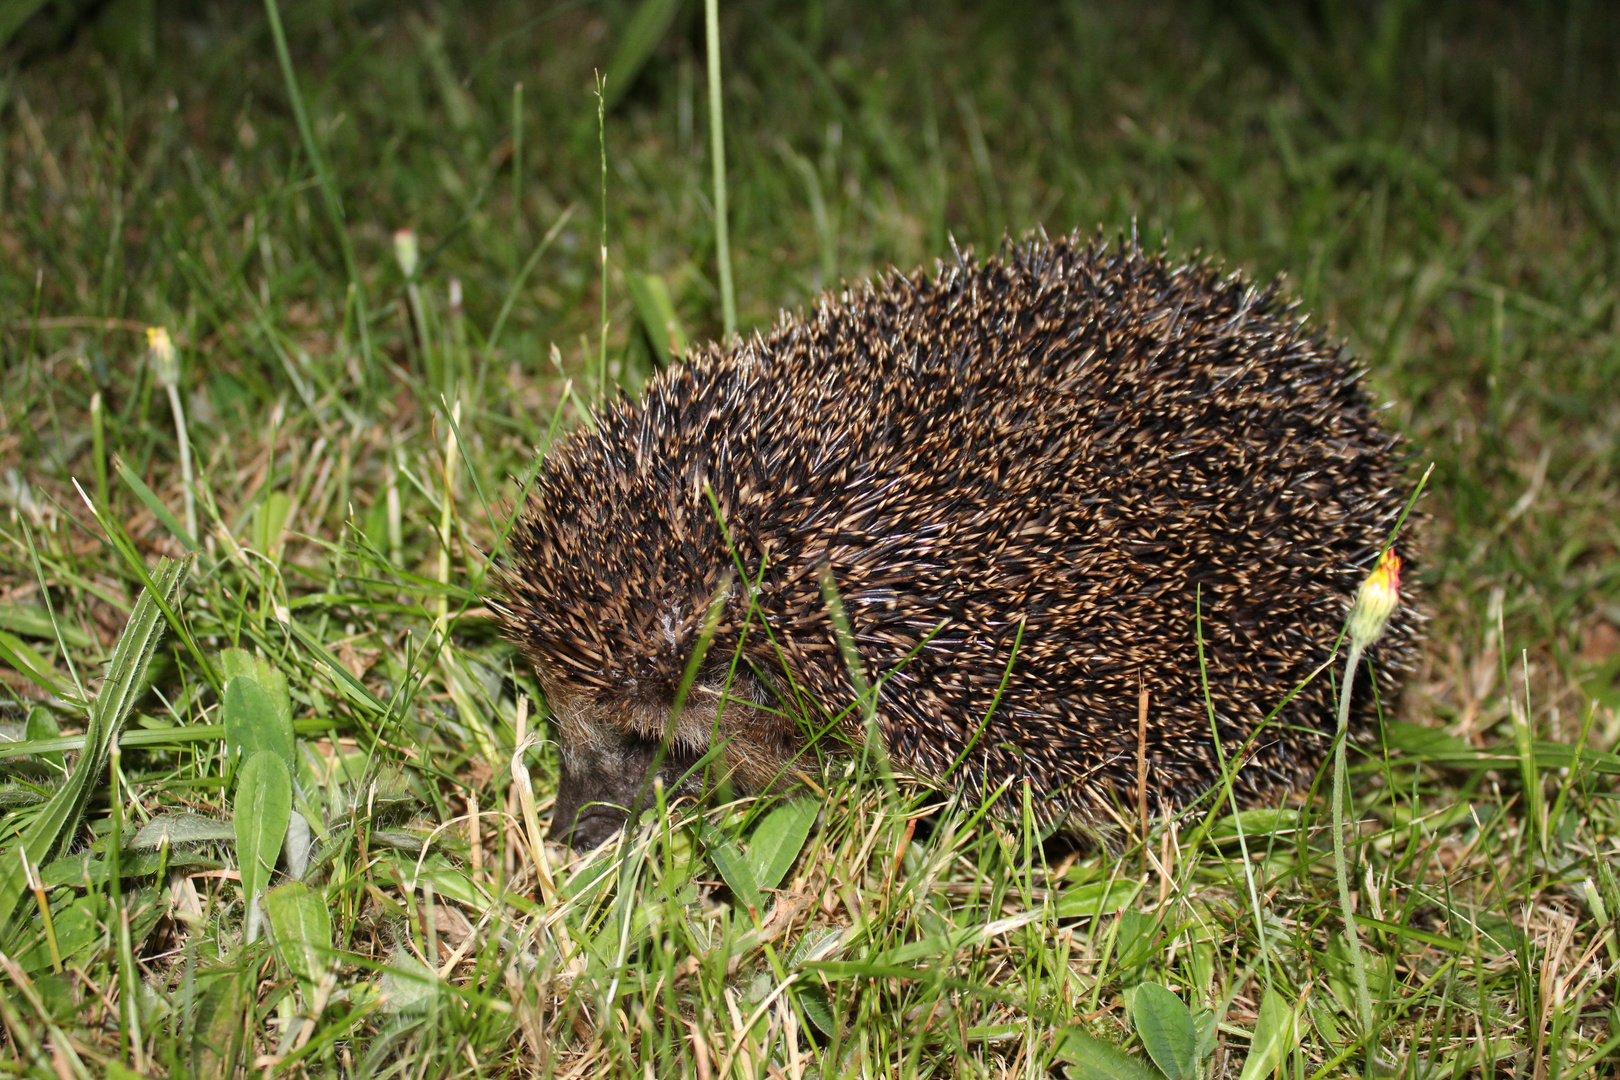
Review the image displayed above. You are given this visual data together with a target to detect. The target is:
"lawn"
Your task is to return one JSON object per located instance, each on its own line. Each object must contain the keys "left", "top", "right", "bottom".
{"left": 2, "top": 0, "right": 1619, "bottom": 1076}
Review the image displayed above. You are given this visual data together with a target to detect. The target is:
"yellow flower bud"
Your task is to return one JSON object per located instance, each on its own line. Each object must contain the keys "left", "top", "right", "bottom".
{"left": 1347, "top": 548, "right": 1401, "bottom": 650}
{"left": 146, "top": 326, "right": 178, "bottom": 388}
{"left": 393, "top": 228, "right": 420, "bottom": 279}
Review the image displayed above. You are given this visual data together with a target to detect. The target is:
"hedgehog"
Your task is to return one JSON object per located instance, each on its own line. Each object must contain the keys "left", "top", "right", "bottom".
{"left": 495, "top": 232, "right": 1419, "bottom": 850}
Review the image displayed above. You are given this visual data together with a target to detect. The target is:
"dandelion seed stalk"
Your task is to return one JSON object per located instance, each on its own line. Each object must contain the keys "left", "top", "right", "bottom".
{"left": 1334, "top": 548, "right": 1401, "bottom": 1037}
{"left": 148, "top": 327, "right": 196, "bottom": 542}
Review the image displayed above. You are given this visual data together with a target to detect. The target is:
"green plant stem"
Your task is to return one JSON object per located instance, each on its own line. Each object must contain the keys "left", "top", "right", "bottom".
{"left": 704, "top": 0, "right": 737, "bottom": 341}
{"left": 90, "top": 390, "right": 109, "bottom": 511}
{"left": 166, "top": 382, "right": 197, "bottom": 542}
{"left": 598, "top": 74, "right": 610, "bottom": 402}
{"left": 511, "top": 81, "right": 525, "bottom": 248}
{"left": 262, "top": 0, "right": 375, "bottom": 393}
{"left": 1334, "top": 640, "right": 1376, "bottom": 1036}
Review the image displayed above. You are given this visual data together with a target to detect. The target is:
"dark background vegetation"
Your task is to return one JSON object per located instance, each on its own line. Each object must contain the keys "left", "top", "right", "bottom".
{"left": 3, "top": 0, "right": 1620, "bottom": 1074}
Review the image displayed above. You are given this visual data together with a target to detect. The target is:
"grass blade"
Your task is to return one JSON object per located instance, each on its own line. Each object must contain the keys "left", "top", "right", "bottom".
{"left": 0, "top": 556, "right": 189, "bottom": 945}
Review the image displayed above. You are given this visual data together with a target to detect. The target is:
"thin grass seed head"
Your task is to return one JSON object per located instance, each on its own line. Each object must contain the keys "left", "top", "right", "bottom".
{"left": 495, "top": 231, "right": 1422, "bottom": 849}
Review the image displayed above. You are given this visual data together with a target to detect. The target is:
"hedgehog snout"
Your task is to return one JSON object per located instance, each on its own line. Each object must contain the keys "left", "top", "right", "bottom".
{"left": 545, "top": 674, "right": 811, "bottom": 848}
{"left": 547, "top": 696, "right": 707, "bottom": 849}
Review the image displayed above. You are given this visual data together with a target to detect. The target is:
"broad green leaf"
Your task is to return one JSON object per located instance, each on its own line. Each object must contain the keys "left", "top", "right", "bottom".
{"left": 13, "top": 894, "right": 104, "bottom": 973}
{"left": 1193, "top": 1008, "right": 1219, "bottom": 1061}
{"left": 1053, "top": 1029, "right": 1160, "bottom": 1080}
{"left": 1208, "top": 809, "right": 1304, "bottom": 842}
{"left": 265, "top": 881, "right": 332, "bottom": 995}
{"left": 1054, "top": 879, "right": 1142, "bottom": 919}
{"left": 793, "top": 982, "right": 838, "bottom": 1038}
{"left": 1237, "top": 984, "right": 1299, "bottom": 1080}
{"left": 235, "top": 749, "right": 292, "bottom": 940}
{"left": 1133, "top": 982, "right": 1200, "bottom": 1080}
{"left": 254, "top": 491, "right": 294, "bottom": 556}
{"left": 217, "top": 648, "right": 293, "bottom": 732}
{"left": 41, "top": 848, "right": 222, "bottom": 888}
{"left": 192, "top": 969, "right": 252, "bottom": 1079}
{"left": 222, "top": 676, "right": 295, "bottom": 776}
{"left": 131, "top": 812, "right": 237, "bottom": 848}
{"left": 747, "top": 799, "right": 817, "bottom": 892}
{"left": 783, "top": 927, "right": 846, "bottom": 1037}
{"left": 0, "top": 557, "right": 188, "bottom": 946}
{"left": 378, "top": 950, "right": 440, "bottom": 1014}
{"left": 24, "top": 706, "right": 63, "bottom": 772}
{"left": 284, "top": 810, "right": 313, "bottom": 880}
{"left": 710, "top": 836, "right": 762, "bottom": 917}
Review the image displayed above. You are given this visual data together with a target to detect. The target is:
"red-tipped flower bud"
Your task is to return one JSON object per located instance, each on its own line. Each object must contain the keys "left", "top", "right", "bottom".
{"left": 1348, "top": 549, "right": 1401, "bottom": 650}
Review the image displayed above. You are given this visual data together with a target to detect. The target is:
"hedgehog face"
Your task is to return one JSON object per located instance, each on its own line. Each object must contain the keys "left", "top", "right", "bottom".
{"left": 541, "top": 669, "right": 807, "bottom": 848}
{"left": 545, "top": 690, "right": 703, "bottom": 849}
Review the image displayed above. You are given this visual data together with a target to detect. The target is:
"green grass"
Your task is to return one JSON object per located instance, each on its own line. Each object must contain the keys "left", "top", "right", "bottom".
{"left": 2, "top": 0, "right": 1620, "bottom": 1076}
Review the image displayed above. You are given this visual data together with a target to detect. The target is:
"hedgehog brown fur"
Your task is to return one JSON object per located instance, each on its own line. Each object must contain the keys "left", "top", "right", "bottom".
{"left": 495, "top": 232, "right": 1420, "bottom": 849}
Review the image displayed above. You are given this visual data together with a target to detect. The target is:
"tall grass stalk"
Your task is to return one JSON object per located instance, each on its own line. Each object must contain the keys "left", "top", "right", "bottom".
{"left": 261, "top": 0, "right": 375, "bottom": 389}
{"left": 597, "top": 72, "right": 611, "bottom": 402}
{"left": 704, "top": 0, "right": 737, "bottom": 340}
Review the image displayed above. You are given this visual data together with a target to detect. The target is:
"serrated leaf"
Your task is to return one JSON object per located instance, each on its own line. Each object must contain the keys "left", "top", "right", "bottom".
{"left": 1053, "top": 1029, "right": 1160, "bottom": 1080}
{"left": 1237, "top": 984, "right": 1299, "bottom": 1080}
{"left": 131, "top": 812, "right": 237, "bottom": 848}
{"left": 0, "top": 557, "right": 188, "bottom": 946}
{"left": 747, "top": 799, "right": 817, "bottom": 892}
{"left": 265, "top": 881, "right": 331, "bottom": 995}
{"left": 1133, "top": 983, "right": 1200, "bottom": 1080}
{"left": 235, "top": 750, "right": 292, "bottom": 941}
{"left": 222, "top": 675, "right": 295, "bottom": 776}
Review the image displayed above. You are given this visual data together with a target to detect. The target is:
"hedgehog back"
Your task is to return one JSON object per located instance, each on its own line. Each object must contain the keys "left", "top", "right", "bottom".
{"left": 499, "top": 236, "right": 1416, "bottom": 844}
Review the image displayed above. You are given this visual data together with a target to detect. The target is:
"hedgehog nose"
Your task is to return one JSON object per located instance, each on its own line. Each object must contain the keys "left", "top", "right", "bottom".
{"left": 548, "top": 732, "right": 705, "bottom": 849}
{"left": 548, "top": 751, "right": 637, "bottom": 849}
